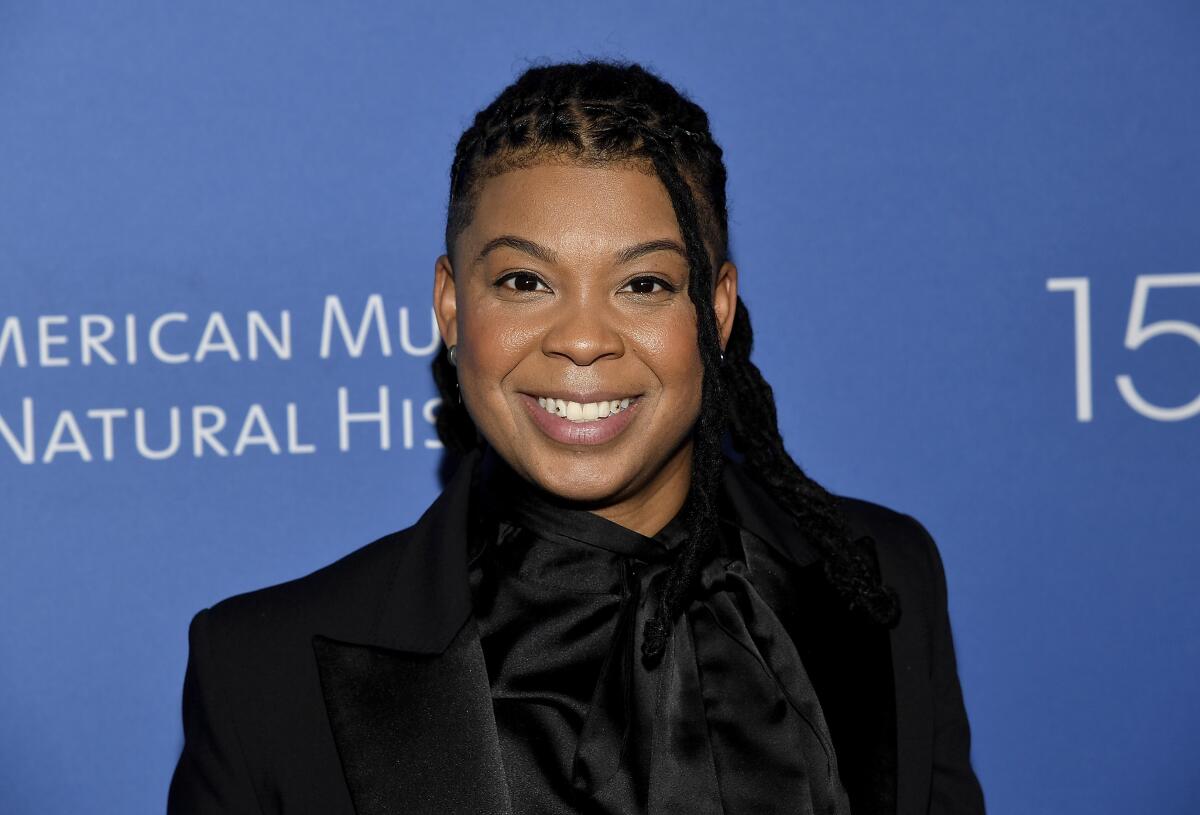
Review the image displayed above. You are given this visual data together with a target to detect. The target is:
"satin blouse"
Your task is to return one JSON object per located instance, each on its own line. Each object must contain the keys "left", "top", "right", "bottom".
{"left": 467, "top": 457, "right": 852, "bottom": 815}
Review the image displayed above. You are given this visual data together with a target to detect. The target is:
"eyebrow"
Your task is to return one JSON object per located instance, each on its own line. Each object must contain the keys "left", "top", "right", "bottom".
{"left": 473, "top": 235, "right": 687, "bottom": 266}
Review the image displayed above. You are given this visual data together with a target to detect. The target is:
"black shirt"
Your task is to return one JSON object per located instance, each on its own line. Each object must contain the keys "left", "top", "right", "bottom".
{"left": 467, "top": 454, "right": 851, "bottom": 814}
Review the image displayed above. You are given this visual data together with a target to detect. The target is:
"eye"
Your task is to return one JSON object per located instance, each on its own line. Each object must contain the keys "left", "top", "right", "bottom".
{"left": 620, "top": 276, "right": 675, "bottom": 295}
{"left": 496, "top": 271, "right": 551, "bottom": 293}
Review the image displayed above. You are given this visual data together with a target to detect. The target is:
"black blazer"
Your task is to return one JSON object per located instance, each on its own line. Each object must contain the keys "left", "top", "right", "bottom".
{"left": 167, "top": 450, "right": 985, "bottom": 814}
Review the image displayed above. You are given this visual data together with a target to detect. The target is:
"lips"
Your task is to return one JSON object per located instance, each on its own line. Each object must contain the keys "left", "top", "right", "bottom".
{"left": 519, "top": 393, "right": 641, "bottom": 446}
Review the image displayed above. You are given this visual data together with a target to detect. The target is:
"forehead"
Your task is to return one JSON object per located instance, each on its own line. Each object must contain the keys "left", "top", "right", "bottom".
{"left": 467, "top": 162, "right": 682, "bottom": 259}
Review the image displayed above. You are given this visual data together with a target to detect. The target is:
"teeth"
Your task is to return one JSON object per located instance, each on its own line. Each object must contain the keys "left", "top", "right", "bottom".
{"left": 537, "top": 396, "right": 635, "bottom": 423}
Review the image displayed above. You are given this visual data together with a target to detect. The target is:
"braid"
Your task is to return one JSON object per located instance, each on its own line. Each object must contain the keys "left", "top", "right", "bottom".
{"left": 437, "top": 59, "right": 898, "bottom": 668}
{"left": 723, "top": 298, "right": 900, "bottom": 626}
{"left": 632, "top": 125, "right": 728, "bottom": 663}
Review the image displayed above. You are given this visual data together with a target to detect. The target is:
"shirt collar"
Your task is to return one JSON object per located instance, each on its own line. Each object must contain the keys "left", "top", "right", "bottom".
{"left": 475, "top": 446, "right": 687, "bottom": 562}
{"left": 470, "top": 445, "right": 823, "bottom": 569}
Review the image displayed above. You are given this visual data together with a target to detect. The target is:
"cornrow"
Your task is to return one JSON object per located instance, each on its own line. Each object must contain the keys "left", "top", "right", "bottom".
{"left": 435, "top": 59, "right": 898, "bottom": 667}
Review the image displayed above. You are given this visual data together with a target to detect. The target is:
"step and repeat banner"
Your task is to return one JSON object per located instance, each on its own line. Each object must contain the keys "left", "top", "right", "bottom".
{"left": 1, "top": 3, "right": 1197, "bottom": 813}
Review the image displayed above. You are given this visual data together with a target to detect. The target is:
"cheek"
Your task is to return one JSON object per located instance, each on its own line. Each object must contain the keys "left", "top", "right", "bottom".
{"left": 631, "top": 308, "right": 704, "bottom": 404}
{"left": 455, "top": 301, "right": 542, "bottom": 421}
{"left": 471, "top": 296, "right": 545, "bottom": 348}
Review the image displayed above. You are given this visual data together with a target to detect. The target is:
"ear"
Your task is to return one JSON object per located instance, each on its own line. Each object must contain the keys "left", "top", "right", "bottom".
{"left": 433, "top": 254, "right": 458, "bottom": 348}
{"left": 712, "top": 260, "right": 738, "bottom": 352}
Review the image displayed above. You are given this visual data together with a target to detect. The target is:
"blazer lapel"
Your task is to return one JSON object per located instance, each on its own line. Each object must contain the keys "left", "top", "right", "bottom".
{"left": 784, "top": 546, "right": 898, "bottom": 815}
{"left": 864, "top": 515, "right": 934, "bottom": 815}
{"left": 311, "top": 450, "right": 511, "bottom": 814}
{"left": 312, "top": 619, "right": 509, "bottom": 815}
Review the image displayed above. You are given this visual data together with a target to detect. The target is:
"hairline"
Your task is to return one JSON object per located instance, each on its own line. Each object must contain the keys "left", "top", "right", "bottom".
{"left": 446, "top": 151, "right": 725, "bottom": 272}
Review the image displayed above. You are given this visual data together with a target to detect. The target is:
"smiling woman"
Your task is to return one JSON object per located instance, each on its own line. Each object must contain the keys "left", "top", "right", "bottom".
{"left": 433, "top": 162, "right": 732, "bottom": 532}
{"left": 168, "top": 59, "right": 986, "bottom": 815}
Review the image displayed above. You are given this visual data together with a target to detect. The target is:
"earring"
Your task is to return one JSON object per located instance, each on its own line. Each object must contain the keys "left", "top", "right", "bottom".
{"left": 448, "top": 345, "right": 461, "bottom": 404}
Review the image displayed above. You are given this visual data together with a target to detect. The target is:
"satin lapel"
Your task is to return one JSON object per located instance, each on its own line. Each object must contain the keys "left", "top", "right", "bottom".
{"left": 310, "top": 449, "right": 510, "bottom": 814}
{"left": 868, "top": 526, "right": 934, "bottom": 815}
{"left": 312, "top": 616, "right": 510, "bottom": 815}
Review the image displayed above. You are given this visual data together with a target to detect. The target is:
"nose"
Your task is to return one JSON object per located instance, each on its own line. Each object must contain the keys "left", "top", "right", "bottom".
{"left": 541, "top": 297, "right": 624, "bottom": 367}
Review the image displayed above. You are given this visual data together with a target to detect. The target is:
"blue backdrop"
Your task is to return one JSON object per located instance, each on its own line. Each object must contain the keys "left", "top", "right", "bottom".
{"left": 2, "top": 2, "right": 1197, "bottom": 813}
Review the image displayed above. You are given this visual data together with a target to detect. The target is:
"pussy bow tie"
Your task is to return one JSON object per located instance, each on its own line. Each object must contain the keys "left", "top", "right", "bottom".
{"left": 570, "top": 529, "right": 852, "bottom": 815}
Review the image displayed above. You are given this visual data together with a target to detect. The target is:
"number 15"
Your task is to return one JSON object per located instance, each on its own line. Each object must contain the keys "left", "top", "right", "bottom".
{"left": 1046, "top": 273, "right": 1200, "bottom": 422}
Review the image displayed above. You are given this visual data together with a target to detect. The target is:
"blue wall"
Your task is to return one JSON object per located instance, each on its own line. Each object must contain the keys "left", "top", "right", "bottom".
{"left": 1, "top": 2, "right": 1197, "bottom": 812}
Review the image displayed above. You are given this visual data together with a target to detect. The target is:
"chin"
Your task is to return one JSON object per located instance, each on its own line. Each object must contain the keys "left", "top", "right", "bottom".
{"left": 523, "top": 455, "right": 635, "bottom": 507}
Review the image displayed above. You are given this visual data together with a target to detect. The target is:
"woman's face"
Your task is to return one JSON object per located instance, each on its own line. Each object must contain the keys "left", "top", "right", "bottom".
{"left": 434, "top": 161, "right": 737, "bottom": 532}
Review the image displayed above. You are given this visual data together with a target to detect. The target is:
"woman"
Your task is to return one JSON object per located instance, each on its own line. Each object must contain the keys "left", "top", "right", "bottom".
{"left": 168, "top": 59, "right": 985, "bottom": 814}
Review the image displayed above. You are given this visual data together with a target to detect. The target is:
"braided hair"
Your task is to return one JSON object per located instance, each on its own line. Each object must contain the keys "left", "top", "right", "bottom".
{"left": 435, "top": 59, "right": 899, "bottom": 664}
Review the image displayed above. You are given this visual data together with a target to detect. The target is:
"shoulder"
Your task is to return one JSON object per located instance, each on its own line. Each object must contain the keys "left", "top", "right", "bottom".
{"left": 833, "top": 496, "right": 961, "bottom": 667}
{"left": 720, "top": 458, "right": 942, "bottom": 591}
{"left": 833, "top": 494, "right": 947, "bottom": 612}
{"left": 835, "top": 496, "right": 938, "bottom": 566}
{"left": 195, "top": 522, "right": 419, "bottom": 665}
{"left": 189, "top": 449, "right": 481, "bottom": 665}
{"left": 174, "top": 521, "right": 428, "bottom": 743}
